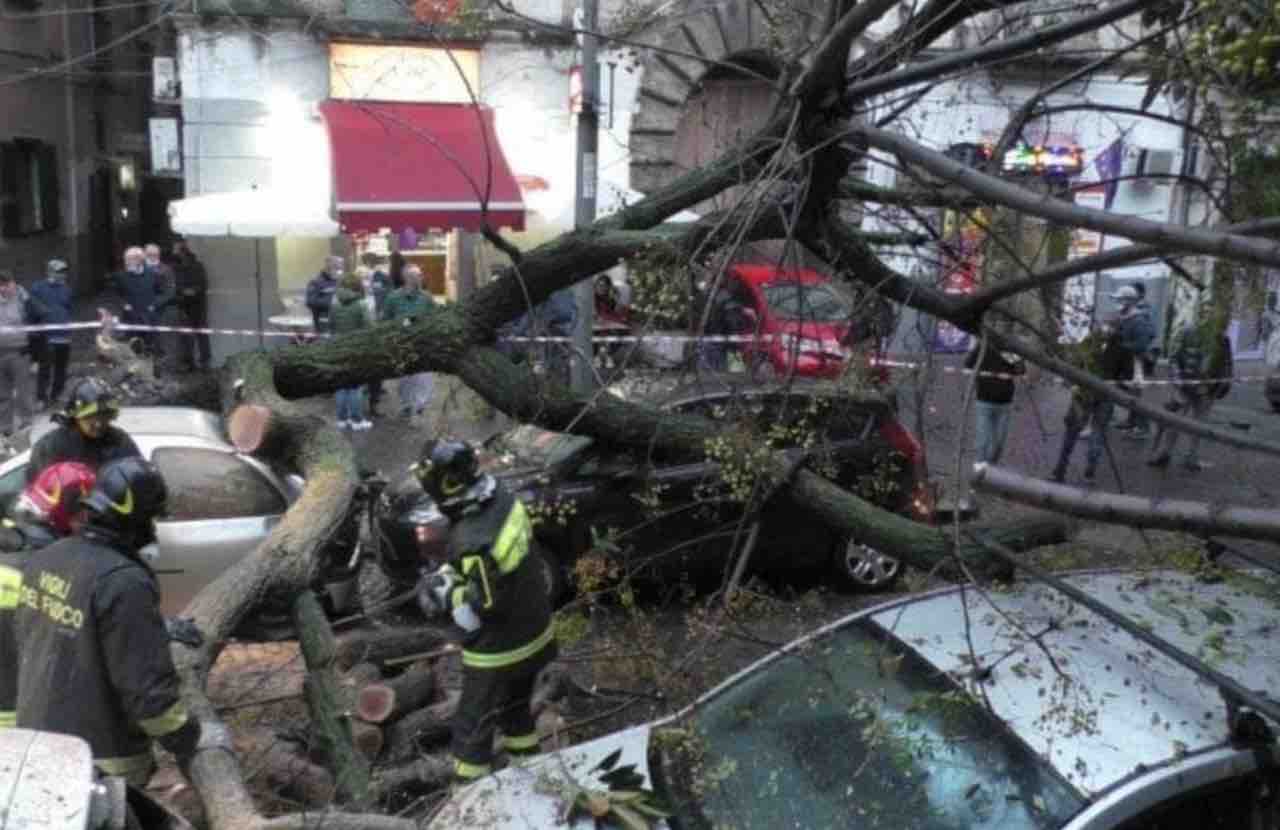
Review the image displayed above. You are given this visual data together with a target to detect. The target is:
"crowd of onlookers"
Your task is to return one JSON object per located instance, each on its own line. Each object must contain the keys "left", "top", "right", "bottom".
{"left": 0, "top": 241, "right": 210, "bottom": 439}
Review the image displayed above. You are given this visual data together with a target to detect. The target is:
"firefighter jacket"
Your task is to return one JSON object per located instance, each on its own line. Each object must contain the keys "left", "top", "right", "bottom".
{"left": 0, "top": 551, "right": 21, "bottom": 728}
{"left": 14, "top": 527, "right": 195, "bottom": 778}
{"left": 444, "top": 483, "right": 554, "bottom": 670}
{"left": 27, "top": 424, "right": 142, "bottom": 484}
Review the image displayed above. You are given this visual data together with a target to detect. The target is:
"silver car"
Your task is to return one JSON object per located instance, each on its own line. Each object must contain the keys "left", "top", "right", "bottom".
{"left": 429, "top": 567, "right": 1280, "bottom": 829}
{"left": 0, "top": 407, "right": 357, "bottom": 629}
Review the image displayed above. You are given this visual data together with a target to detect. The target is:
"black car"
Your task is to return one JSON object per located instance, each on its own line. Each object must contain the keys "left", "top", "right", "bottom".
{"left": 373, "top": 381, "right": 934, "bottom": 602}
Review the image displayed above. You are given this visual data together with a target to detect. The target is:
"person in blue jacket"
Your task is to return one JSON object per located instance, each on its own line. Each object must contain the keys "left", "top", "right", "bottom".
{"left": 28, "top": 258, "right": 74, "bottom": 407}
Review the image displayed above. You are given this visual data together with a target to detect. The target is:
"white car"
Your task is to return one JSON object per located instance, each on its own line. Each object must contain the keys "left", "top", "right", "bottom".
{"left": 0, "top": 407, "right": 358, "bottom": 634}
{"left": 430, "top": 568, "right": 1280, "bottom": 829}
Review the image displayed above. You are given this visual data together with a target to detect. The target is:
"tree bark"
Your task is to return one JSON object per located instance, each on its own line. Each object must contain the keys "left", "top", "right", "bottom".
{"left": 234, "top": 730, "right": 336, "bottom": 807}
{"left": 383, "top": 693, "right": 460, "bottom": 763}
{"left": 334, "top": 625, "right": 456, "bottom": 672}
{"left": 294, "top": 591, "right": 371, "bottom": 805}
{"left": 972, "top": 463, "right": 1280, "bottom": 542}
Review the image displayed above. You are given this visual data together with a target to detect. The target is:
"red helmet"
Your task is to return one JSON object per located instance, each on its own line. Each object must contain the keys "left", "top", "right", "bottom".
{"left": 15, "top": 462, "right": 98, "bottom": 535}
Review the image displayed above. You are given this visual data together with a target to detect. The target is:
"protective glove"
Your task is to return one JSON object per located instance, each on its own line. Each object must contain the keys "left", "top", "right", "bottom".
{"left": 452, "top": 602, "right": 482, "bottom": 633}
{"left": 415, "top": 564, "right": 458, "bottom": 618}
{"left": 165, "top": 616, "right": 205, "bottom": 648}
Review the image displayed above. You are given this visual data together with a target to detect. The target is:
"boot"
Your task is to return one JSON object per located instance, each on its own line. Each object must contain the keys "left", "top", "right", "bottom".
{"left": 1049, "top": 465, "right": 1066, "bottom": 483}
{"left": 1083, "top": 462, "right": 1097, "bottom": 482}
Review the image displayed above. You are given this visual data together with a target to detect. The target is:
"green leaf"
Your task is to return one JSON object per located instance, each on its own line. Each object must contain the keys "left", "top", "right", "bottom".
{"left": 1200, "top": 605, "right": 1234, "bottom": 626}
{"left": 593, "top": 748, "right": 623, "bottom": 773}
{"left": 609, "top": 803, "right": 653, "bottom": 830}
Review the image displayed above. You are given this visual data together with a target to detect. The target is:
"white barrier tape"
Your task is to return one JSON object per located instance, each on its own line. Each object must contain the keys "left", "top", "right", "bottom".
{"left": 0, "top": 319, "right": 1267, "bottom": 389}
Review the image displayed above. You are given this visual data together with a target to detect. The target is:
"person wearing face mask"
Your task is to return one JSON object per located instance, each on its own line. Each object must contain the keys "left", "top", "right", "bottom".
{"left": 0, "top": 270, "right": 34, "bottom": 438}
{"left": 27, "top": 378, "right": 141, "bottom": 484}
{"left": 112, "top": 247, "right": 170, "bottom": 359}
{"left": 28, "top": 259, "right": 74, "bottom": 408}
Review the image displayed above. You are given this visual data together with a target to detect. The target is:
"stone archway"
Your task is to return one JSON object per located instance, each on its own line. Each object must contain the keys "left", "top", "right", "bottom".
{"left": 629, "top": 0, "right": 825, "bottom": 195}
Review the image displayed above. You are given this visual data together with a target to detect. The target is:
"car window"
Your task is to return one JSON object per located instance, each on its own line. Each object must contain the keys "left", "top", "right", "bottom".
{"left": 151, "top": 447, "right": 287, "bottom": 520}
{"left": 761, "top": 281, "right": 850, "bottom": 322}
{"left": 0, "top": 463, "right": 25, "bottom": 518}
{"left": 658, "top": 617, "right": 1085, "bottom": 830}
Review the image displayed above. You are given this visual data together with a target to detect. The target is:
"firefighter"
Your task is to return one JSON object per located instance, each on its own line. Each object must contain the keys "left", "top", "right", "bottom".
{"left": 413, "top": 438, "right": 556, "bottom": 785}
{"left": 26, "top": 377, "right": 141, "bottom": 484}
{"left": 14, "top": 457, "right": 200, "bottom": 785}
{"left": 0, "top": 462, "right": 98, "bottom": 728}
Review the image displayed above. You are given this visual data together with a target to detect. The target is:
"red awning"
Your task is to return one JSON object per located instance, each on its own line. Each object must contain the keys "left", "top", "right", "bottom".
{"left": 319, "top": 100, "right": 526, "bottom": 233}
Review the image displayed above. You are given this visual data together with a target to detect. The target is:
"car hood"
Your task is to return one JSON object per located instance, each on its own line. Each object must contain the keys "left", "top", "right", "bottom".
{"left": 0, "top": 729, "right": 96, "bottom": 830}
{"left": 428, "top": 724, "right": 658, "bottom": 829}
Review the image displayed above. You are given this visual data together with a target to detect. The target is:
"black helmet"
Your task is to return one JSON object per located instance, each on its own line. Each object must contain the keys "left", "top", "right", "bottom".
{"left": 63, "top": 377, "right": 120, "bottom": 423}
{"left": 82, "top": 457, "right": 167, "bottom": 546}
{"left": 413, "top": 439, "right": 490, "bottom": 518}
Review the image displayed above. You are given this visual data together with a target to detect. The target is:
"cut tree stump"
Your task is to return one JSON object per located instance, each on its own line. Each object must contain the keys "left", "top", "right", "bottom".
{"left": 357, "top": 660, "right": 436, "bottom": 724}
{"left": 350, "top": 721, "right": 385, "bottom": 762}
{"left": 383, "top": 692, "right": 460, "bottom": 763}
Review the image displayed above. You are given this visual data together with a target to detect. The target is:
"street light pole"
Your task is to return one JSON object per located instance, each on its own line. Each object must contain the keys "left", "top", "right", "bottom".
{"left": 571, "top": 0, "right": 599, "bottom": 393}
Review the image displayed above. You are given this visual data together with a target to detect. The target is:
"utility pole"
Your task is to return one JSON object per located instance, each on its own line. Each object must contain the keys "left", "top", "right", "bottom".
{"left": 571, "top": 0, "right": 599, "bottom": 393}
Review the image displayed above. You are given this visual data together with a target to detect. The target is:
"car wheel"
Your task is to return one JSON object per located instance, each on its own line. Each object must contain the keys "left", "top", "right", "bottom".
{"left": 832, "top": 538, "right": 902, "bottom": 591}
{"left": 534, "top": 551, "right": 567, "bottom": 606}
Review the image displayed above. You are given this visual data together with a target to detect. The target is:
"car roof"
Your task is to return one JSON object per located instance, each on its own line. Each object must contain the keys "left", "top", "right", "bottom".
{"left": 872, "top": 568, "right": 1280, "bottom": 798}
{"left": 729, "top": 263, "right": 829, "bottom": 286}
{"left": 27, "top": 406, "right": 228, "bottom": 447}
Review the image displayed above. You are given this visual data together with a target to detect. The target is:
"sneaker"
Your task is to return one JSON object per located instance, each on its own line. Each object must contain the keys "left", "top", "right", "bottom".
{"left": 354, "top": 420, "right": 374, "bottom": 431}
{"left": 1049, "top": 468, "right": 1066, "bottom": 483}
{"left": 1083, "top": 466, "right": 1096, "bottom": 482}
{"left": 337, "top": 419, "right": 352, "bottom": 430}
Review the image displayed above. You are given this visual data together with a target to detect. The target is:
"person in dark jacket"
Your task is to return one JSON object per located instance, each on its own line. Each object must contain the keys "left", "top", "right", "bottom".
{"left": 1049, "top": 309, "right": 1146, "bottom": 484}
{"left": 306, "top": 256, "right": 343, "bottom": 333}
{"left": 28, "top": 258, "right": 74, "bottom": 407}
{"left": 112, "top": 247, "right": 171, "bottom": 358}
{"left": 331, "top": 273, "right": 371, "bottom": 430}
{"left": 15, "top": 457, "right": 200, "bottom": 784}
{"left": 27, "top": 378, "right": 142, "bottom": 484}
{"left": 1116, "top": 282, "right": 1157, "bottom": 437}
{"left": 965, "top": 338, "right": 1025, "bottom": 465}
{"left": 170, "top": 240, "right": 211, "bottom": 371}
{"left": 414, "top": 439, "right": 556, "bottom": 785}
{"left": 1148, "top": 320, "right": 1234, "bottom": 472}
{"left": 0, "top": 461, "right": 98, "bottom": 728}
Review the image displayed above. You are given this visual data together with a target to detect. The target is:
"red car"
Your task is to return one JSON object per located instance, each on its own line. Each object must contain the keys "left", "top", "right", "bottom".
{"left": 713, "top": 264, "right": 883, "bottom": 381}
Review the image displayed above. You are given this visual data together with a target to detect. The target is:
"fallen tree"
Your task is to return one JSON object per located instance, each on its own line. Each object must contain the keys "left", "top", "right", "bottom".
{"left": 155, "top": 0, "right": 1280, "bottom": 823}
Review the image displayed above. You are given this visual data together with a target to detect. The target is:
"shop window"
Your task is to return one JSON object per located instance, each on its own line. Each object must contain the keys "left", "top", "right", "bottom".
{"left": 0, "top": 139, "right": 61, "bottom": 237}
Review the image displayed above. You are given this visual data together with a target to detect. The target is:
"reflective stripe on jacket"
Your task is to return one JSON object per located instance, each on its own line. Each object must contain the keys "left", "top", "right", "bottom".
{"left": 0, "top": 554, "right": 21, "bottom": 727}
{"left": 446, "top": 484, "right": 554, "bottom": 668}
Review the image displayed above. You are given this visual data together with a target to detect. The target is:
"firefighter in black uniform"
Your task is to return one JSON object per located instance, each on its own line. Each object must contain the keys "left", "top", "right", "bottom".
{"left": 27, "top": 377, "right": 141, "bottom": 484}
{"left": 0, "top": 462, "right": 98, "bottom": 728}
{"left": 413, "top": 438, "right": 556, "bottom": 785}
{"left": 14, "top": 457, "right": 200, "bottom": 785}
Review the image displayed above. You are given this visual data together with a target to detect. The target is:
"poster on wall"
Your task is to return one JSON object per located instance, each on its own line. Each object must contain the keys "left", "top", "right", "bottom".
{"left": 932, "top": 208, "right": 986, "bottom": 353}
{"left": 1060, "top": 186, "right": 1106, "bottom": 343}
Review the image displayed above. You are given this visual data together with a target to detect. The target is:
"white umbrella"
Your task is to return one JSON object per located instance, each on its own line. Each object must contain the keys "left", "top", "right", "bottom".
{"left": 168, "top": 188, "right": 337, "bottom": 345}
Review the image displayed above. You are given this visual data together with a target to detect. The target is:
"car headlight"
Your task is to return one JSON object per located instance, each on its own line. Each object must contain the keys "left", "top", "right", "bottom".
{"left": 777, "top": 334, "right": 831, "bottom": 354}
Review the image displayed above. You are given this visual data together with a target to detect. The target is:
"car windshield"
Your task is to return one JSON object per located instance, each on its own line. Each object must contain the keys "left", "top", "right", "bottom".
{"left": 488, "top": 424, "right": 593, "bottom": 469}
{"left": 761, "top": 282, "right": 850, "bottom": 322}
{"left": 658, "top": 617, "right": 1085, "bottom": 829}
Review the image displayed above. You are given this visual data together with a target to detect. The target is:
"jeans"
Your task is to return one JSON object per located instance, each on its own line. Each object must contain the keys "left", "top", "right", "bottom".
{"left": 1054, "top": 398, "right": 1113, "bottom": 476}
{"left": 336, "top": 387, "right": 365, "bottom": 422}
{"left": 1152, "top": 393, "right": 1214, "bottom": 465}
{"left": 0, "top": 350, "right": 32, "bottom": 434}
{"left": 177, "top": 302, "right": 211, "bottom": 368}
{"left": 974, "top": 401, "right": 1012, "bottom": 464}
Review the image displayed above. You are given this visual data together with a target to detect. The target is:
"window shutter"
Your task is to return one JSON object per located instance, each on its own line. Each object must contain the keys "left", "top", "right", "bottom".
{"left": 38, "top": 141, "right": 60, "bottom": 231}
{"left": 0, "top": 142, "right": 18, "bottom": 237}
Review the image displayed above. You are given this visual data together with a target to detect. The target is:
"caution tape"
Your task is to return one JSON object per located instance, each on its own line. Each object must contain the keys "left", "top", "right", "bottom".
{"left": 0, "top": 319, "right": 1269, "bottom": 388}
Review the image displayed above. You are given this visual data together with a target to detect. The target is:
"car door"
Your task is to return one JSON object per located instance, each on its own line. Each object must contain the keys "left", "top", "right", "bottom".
{"left": 148, "top": 444, "right": 288, "bottom": 616}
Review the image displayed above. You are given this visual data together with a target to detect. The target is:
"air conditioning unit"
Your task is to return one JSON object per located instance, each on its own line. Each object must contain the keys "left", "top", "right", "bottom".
{"left": 1122, "top": 147, "right": 1177, "bottom": 187}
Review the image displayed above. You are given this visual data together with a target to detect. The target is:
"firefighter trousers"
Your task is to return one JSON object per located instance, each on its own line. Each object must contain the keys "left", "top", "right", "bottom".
{"left": 451, "top": 640, "right": 556, "bottom": 780}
